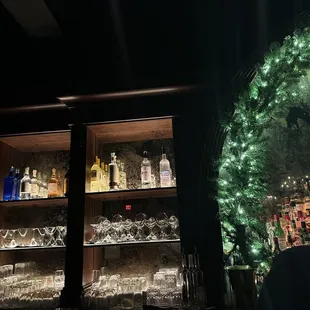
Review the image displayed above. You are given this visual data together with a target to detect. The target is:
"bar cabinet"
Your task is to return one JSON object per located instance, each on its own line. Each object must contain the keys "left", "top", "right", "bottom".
{"left": 0, "top": 86, "right": 224, "bottom": 309}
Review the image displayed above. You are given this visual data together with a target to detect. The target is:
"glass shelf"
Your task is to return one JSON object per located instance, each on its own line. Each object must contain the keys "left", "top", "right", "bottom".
{"left": 0, "top": 245, "right": 65, "bottom": 252}
{"left": 84, "top": 238, "right": 180, "bottom": 247}
{"left": 86, "top": 187, "right": 177, "bottom": 201}
{"left": 0, "top": 197, "right": 68, "bottom": 208}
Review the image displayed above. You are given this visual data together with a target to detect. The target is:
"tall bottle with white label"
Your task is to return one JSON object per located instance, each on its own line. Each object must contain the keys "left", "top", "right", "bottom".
{"left": 160, "top": 147, "right": 172, "bottom": 188}
{"left": 90, "top": 156, "right": 101, "bottom": 192}
{"left": 31, "top": 169, "right": 39, "bottom": 199}
{"left": 109, "top": 152, "right": 119, "bottom": 191}
{"left": 20, "top": 167, "right": 32, "bottom": 200}
{"left": 141, "top": 151, "right": 151, "bottom": 189}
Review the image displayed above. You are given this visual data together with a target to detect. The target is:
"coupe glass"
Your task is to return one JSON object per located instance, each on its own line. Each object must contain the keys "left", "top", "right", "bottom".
{"left": 146, "top": 217, "right": 157, "bottom": 241}
{"left": 134, "top": 213, "right": 146, "bottom": 241}
{"left": 167, "top": 215, "right": 179, "bottom": 239}
{"left": 156, "top": 212, "right": 168, "bottom": 239}
{"left": 111, "top": 214, "right": 123, "bottom": 243}
{"left": 124, "top": 219, "right": 135, "bottom": 241}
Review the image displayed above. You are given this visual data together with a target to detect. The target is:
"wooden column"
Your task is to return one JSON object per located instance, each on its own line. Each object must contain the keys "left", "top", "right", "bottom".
{"left": 60, "top": 123, "right": 87, "bottom": 308}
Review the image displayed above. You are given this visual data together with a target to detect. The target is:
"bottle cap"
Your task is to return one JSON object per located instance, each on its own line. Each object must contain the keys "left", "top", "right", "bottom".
{"left": 143, "top": 151, "right": 147, "bottom": 157}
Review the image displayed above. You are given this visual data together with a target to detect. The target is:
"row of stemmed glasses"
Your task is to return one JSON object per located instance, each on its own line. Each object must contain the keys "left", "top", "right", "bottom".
{"left": 88, "top": 212, "right": 179, "bottom": 245}
{"left": 0, "top": 226, "right": 66, "bottom": 249}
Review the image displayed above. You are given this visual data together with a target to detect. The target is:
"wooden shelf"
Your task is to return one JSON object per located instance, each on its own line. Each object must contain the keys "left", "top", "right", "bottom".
{"left": 0, "top": 131, "right": 70, "bottom": 152}
{"left": 84, "top": 239, "right": 180, "bottom": 248}
{"left": 0, "top": 245, "right": 65, "bottom": 252}
{"left": 0, "top": 197, "right": 68, "bottom": 208}
{"left": 86, "top": 187, "right": 177, "bottom": 201}
{"left": 88, "top": 118, "right": 173, "bottom": 143}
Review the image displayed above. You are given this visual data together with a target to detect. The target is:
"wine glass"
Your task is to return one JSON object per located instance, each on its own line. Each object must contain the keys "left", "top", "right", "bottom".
{"left": 17, "top": 228, "right": 28, "bottom": 247}
{"left": 7, "top": 229, "right": 17, "bottom": 248}
{"left": 146, "top": 217, "right": 157, "bottom": 241}
{"left": 90, "top": 216, "right": 105, "bottom": 244}
{"left": 44, "top": 227, "right": 56, "bottom": 246}
{"left": 111, "top": 214, "right": 123, "bottom": 243}
{"left": 54, "top": 226, "right": 65, "bottom": 246}
{"left": 134, "top": 213, "right": 146, "bottom": 241}
{"left": 0, "top": 229, "right": 9, "bottom": 248}
{"left": 167, "top": 215, "right": 179, "bottom": 239}
{"left": 124, "top": 219, "right": 135, "bottom": 241}
{"left": 102, "top": 219, "right": 113, "bottom": 243}
{"left": 156, "top": 212, "right": 168, "bottom": 239}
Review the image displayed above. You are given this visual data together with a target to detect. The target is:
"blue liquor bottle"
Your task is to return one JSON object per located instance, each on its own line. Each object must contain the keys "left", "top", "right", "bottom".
{"left": 3, "top": 166, "right": 15, "bottom": 201}
{"left": 12, "top": 168, "right": 21, "bottom": 200}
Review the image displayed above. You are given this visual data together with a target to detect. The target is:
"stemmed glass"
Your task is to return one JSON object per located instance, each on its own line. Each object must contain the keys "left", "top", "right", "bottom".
{"left": 90, "top": 216, "right": 105, "bottom": 244}
{"left": 0, "top": 229, "right": 9, "bottom": 248}
{"left": 167, "top": 215, "right": 179, "bottom": 239}
{"left": 17, "top": 228, "right": 28, "bottom": 247}
{"left": 156, "top": 212, "right": 168, "bottom": 240}
{"left": 124, "top": 219, "right": 135, "bottom": 241}
{"left": 146, "top": 217, "right": 157, "bottom": 241}
{"left": 135, "top": 213, "right": 146, "bottom": 241}
{"left": 102, "top": 219, "right": 113, "bottom": 243}
{"left": 45, "top": 227, "right": 56, "bottom": 246}
{"left": 7, "top": 229, "right": 17, "bottom": 248}
{"left": 111, "top": 214, "right": 123, "bottom": 243}
{"left": 54, "top": 226, "right": 66, "bottom": 246}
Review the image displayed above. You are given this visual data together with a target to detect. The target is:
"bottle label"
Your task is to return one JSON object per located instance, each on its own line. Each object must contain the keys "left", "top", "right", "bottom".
{"left": 21, "top": 182, "right": 31, "bottom": 193}
{"left": 48, "top": 183, "right": 57, "bottom": 195}
{"left": 31, "top": 184, "right": 38, "bottom": 196}
{"left": 141, "top": 166, "right": 151, "bottom": 182}
{"left": 278, "top": 237, "right": 287, "bottom": 251}
{"left": 160, "top": 170, "right": 171, "bottom": 186}
{"left": 109, "top": 166, "right": 119, "bottom": 187}
{"left": 91, "top": 170, "right": 97, "bottom": 181}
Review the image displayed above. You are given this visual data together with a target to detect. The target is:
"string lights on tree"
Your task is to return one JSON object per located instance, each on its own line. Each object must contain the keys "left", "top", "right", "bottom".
{"left": 218, "top": 28, "right": 310, "bottom": 272}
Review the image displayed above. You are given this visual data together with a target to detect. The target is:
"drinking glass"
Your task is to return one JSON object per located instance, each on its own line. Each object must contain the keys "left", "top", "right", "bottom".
{"left": 146, "top": 217, "right": 157, "bottom": 241}
{"left": 6, "top": 229, "right": 17, "bottom": 248}
{"left": 111, "top": 214, "right": 123, "bottom": 243}
{"left": 102, "top": 219, "right": 113, "bottom": 243}
{"left": 54, "top": 226, "right": 65, "bottom": 246}
{"left": 124, "top": 219, "right": 135, "bottom": 241}
{"left": 17, "top": 228, "right": 28, "bottom": 247}
{"left": 147, "top": 288, "right": 160, "bottom": 306}
{"left": 44, "top": 227, "right": 56, "bottom": 246}
{"left": 14, "top": 263, "right": 25, "bottom": 278}
{"left": 54, "top": 270, "right": 65, "bottom": 289}
{"left": 167, "top": 215, "right": 179, "bottom": 239}
{"left": 0, "top": 229, "right": 9, "bottom": 248}
{"left": 90, "top": 216, "right": 106, "bottom": 244}
{"left": 156, "top": 212, "right": 168, "bottom": 239}
{"left": 134, "top": 213, "right": 146, "bottom": 241}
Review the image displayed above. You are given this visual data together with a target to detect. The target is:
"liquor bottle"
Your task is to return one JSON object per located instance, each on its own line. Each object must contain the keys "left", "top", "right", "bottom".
{"left": 100, "top": 162, "right": 106, "bottom": 192}
{"left": 291, "top": 220, "right": 302, "bottom": 246}
{"left": 193, "top": 250, "right": 206, "bottom": 308}
{"left": 274, "top": 214, "right": 287, "bottom": 251}
{"left": 31, "top": 169, "right": 39, "bottom": 199}
{"left": 90, "top": 156, "right": 101, "bottom": 192}
{"left": 187, "top": 254, "right": 196, "bottom": 305}
{"left": 37, "top": 172, "right": 42, "bottom": 198}
{"left": 12, "top": 168, "right": 20, "bottom": 200}
{"left": 3, "top": 166, "right": 15, "bottom": 201}
{"left": 119, "top": 161, "right": 127, "bottom": 190}
{"left": 20, "top": 167, "right": 32, "bottom": 200}
{"left": 48, "top": 168, "right": 59, "bottom": 198}
{"left": 109, "top": 152, "right": 119, "bottom": 191}
{"left": 141, "top": 151, "right": 151, "bottom": 189}
{"left": 286, "top": 229, "right": 294, "bottom": 248}
{"left": 57, "top": 171, "right": 63, "bottom": 197}
{"left": 160, "top": 147, "right": 172, "bottom": 188}
{"left": 301, "top": 221, "right": 310, "bottom": 245}
{"left": 63, "top": 168, "right": 69, "bottom": 197}
{"left": 181, "top": 254, "right": 191, "bottom": 308}
{"left": 41, "top": 174, "right": 48, "bottom": 198}
{"left": 296, "top": 210, "right": 304, "bottom": 230}
{"left": 273, "top": 237, "right": 281, "bottom": 259}
{"left": 104, "top": 164, "right": 109, "bottom": 191}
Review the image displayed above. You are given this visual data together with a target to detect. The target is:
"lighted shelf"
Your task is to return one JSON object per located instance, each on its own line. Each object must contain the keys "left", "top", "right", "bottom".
{"left": 0, "top": 245, "right": 65, "bottom": 252}
{"left": 86, "top": 187, "right": 177, "bottom": 201}
{"left": 84, "top": 239, "right": 180, "bottom": 248}
{"left": 0, "top": 197, "right": 68, "bottom": 208}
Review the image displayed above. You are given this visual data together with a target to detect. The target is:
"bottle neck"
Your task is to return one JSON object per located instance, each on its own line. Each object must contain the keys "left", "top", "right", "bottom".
{"left": 162, "top": 154, "right": 167, "bottom": 160}
{"left": 188, "top": 254, "right": 194, "bottom": 269}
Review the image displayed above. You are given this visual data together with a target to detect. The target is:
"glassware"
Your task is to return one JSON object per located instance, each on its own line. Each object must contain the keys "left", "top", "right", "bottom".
{"left": 154, "top": 272, "right": 166, "bottom": 289}
{"left": 54, "top": 270, "right": 65, "bottom": 288}
{"left": 37, "top": 171, "right": 43, "bottom": 198}
{"left": 12, "top": 168, "right": 20, "bottom": 200}
{"left": 141, "top": 151, "right": 152, "bottom": 189}
{"left": 135, "top": 213, "right": 146, "bottom": 241}
{"left": 17, "top": 228, "right": 28, "bottom": 247}
{"left": 31, "top": 169, "right": 39, "bottom": 199}
{"left": 156, "top": 212, "right": 168, "bottom": 239}
{"left": 20, "top": 167, "right": 31, "bottom": 200}
{"left": 3, "top": 166, "right": 15, "bottom": 201}
{"left": 48, "top": 168, "right": 59, "bottom": 198}
{"left": 109, "top": 153, "right": 119, "bottom": 191}
{"left": 124, "top": 219, "right": 135, "bottom": 241}
{"left": 102, "top": 219, "right": 113, "bottom": 243}
{"left": 7, "top": 229, "right": 17, "bottom": 248}
{"left": 119, "top": 161, "right": 127, "bottom": 190}
{"left": 0, "top": 229, "right": 9, "bottom": 248}
{"left": 168, "top": 215, "right": 179, "bottom": 239}
{"left": 90, "top": 216, "right": 105, "bottom": 244}
{"left": 54, "top": 226, "right": 65, "bottom": 246}
{"left": 111, "top": 214, "right": 123, "bottom": 243}
{"left": 159, "top": 147, "right": 172, "bottom": 187}
{"left": 14, "top": 263, "right": 25, "bottom": 278}
{"left": 45, "top": 227, "right": 56, "bottom": 246}
{"left": 146, "top": 217, "right": 157, "bottom": 240}
{"left": 90, "top": 156, "right": 102, "bottom": 193}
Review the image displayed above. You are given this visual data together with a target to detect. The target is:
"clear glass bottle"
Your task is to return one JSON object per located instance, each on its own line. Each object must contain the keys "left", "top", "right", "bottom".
{"left": 193, "top": 251, "right": 206, "bottom": 308}
{"left": 41, "top": 174, "right": 48, "bottom": 198}
{"left": 3, "top": 166, "right": 15, "bottom": 201}
{"left": 20, "top": 167, "right": 32, "bottom": 200}
{"left": 181, "top": 254, "right": 191, "bottom": 308}
{"left": 12, "top": 168, "right": 20, "bottom": 200}
{"left": 37, "top": 171, "right": 42, "bottom": 198}
{"left": 187, "top": 254, "right": 196, "bottom": 305}
{"left": 100, "top": 162, "right": 106, "bottom": 192}
{"left": 159, "top": 147, "right": 172, "bottom": 188}
{"left": 90, "top": 156, "right": 101, "bottom": 192}
{"left": 109, "top": 152, "right": 119, "bottom": 191}
{"left": 48, "top": 168, "right": 59, "bottom": 198}
{"left": 104, "top": 164, "right": 109, "bottom": 191}
{"left": 119, "top": 161, "right": 127, "bottom": 190}
{"left": 141, "top": 151, "right": 151, "bottom": 189}
{"left": 31, "top": 169, "right": 39, "bottom": 199}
